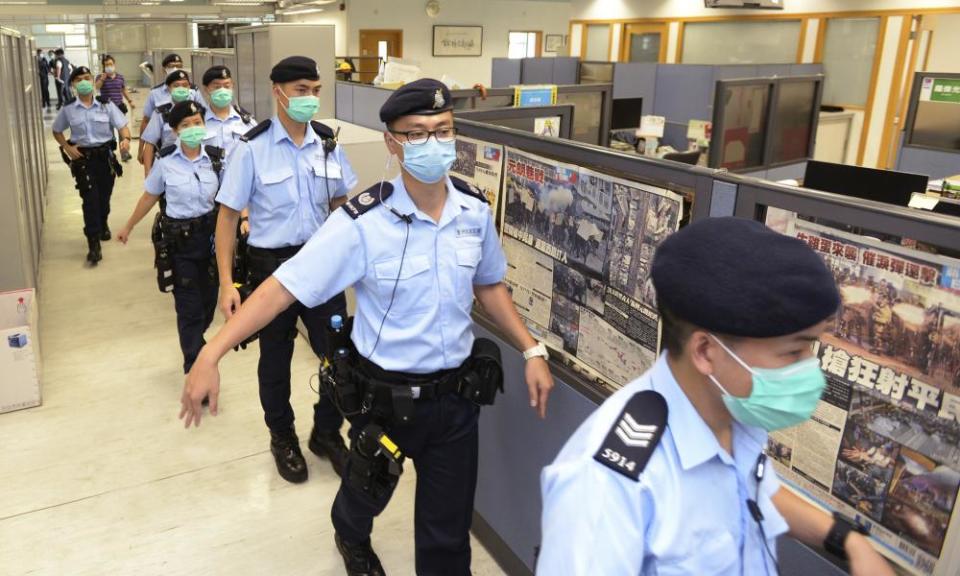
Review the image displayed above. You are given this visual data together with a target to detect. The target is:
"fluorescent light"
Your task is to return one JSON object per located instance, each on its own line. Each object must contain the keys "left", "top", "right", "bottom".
{"left": 214, "top": 2, "right": 264, "bottom": 5}
{"left": 280, "top": 5, "right": 324, "bottom": 13}
{"left": 46, "top": 24, "right": 75, "bottom": 32}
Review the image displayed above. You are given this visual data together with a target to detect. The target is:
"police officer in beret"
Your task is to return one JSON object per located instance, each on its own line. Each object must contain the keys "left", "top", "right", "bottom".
{"left": 115, "top": 100, "right": 223, "bottom": 377}
{"left": 198, "top": 65, "right": 256, "bottom": 158}
{"left": 138, "top": 54, "right": 203, "bottom": 165}
{"left": 142, "top": 70, "right": 197, "bottom": 174}
{"left": 538, "top": 217, "right": 894, "bottom": 575}
{"left": 52, "top": 65, "right": 132, "bottom": 265}
{"left": 180, "top": 78, "right": 555, "bottom": 575}
{"left": 201, "top": 55, "right": 357, "bottom": 484}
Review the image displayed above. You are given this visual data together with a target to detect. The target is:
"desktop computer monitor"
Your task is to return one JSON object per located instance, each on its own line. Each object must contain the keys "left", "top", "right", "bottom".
{"left": 803, "top": 160, "right": 929, "bottom": 207}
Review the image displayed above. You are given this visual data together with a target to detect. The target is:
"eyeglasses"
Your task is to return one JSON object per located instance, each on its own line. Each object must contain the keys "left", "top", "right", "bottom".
{"left": 389, "top": 127, "right": 458, "bottom": 146}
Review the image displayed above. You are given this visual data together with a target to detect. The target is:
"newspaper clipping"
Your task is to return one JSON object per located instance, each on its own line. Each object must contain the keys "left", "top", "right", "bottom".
{"left": 767, "top": 218, "right": 960, "bottom": 575}
{"left": 501, "top": 148, "right": 683, "bottom": 387}
{"left": 451, "top": 136, "right": 505, "bottom": 221}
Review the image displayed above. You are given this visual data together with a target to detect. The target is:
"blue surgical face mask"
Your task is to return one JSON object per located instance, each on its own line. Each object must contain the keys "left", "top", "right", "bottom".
{"left": 707, "top": 335, "right": 826, "bottom": 431}
{"left": 399, "top": 136, "right": 456, "bottom": 184}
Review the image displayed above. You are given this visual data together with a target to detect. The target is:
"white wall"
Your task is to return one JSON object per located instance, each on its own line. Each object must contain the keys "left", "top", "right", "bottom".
{"left": 571, "top": 0, "right": 960, "bottom": 19}
{"left": 345, "top": 0, "right": 572, "bottom": 86}
{"left": 281, "top": 8, "right": 349, "bottom": 56}
{"left": 925, "top": 13, "right": 960, "bottom": 72}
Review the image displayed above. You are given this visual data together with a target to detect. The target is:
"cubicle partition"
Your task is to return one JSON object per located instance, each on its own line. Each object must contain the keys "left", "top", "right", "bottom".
{"left": 897, "top": 71, "right": 960, "bottom": 180}
{"left": 450, "top": 117, "right": 960, "bottom": 576}
{"left": 490, "top": 56, "right": 580, "bottom": 88}
{"left": 456, "top": 105, "right": 574, "bottom": 139}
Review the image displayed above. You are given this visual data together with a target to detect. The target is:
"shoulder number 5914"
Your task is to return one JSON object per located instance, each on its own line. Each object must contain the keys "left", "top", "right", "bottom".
{"left": 602, "top": 448, "right": 637, "bottom": 472}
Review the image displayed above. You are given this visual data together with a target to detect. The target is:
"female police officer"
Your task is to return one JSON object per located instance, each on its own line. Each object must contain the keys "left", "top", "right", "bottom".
{"left": 52, "top": 65, "right": 132, "bottom": 265}
{"left": 116, "top": 101, "right": 221, "bottom": 377}
{"left": 537, "top": 217, "right": 894, "bottom": 575}
{"left": 179, "top": 79, "right": 555, "bottom": 576}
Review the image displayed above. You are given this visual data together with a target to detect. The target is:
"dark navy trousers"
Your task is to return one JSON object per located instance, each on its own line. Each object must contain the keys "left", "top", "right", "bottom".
{"left": 170, "top": 223, "right": 218, "bottom": 374}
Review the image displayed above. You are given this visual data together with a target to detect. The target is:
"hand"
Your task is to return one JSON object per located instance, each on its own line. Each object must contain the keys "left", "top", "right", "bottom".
{"left": 137, "top": 147, "right": 145, "bottom": 165}
{"left": 180, "top": 353, "right": 220, "bottom": 428}
{"left": 119, "top": 139, "right": 130, "bottom": 154}
{"left": 116, "top": 226, "right": 132, "bottom": 244}
{"left": 65, "top": 145, "right": 83, "bottom": 161}
{"left": 846, "top": 534, "right": 895, "bottom": 576}
{"left": 240, "top": 219, "right": 250, "bottom": 236}
{"left": 525, "top": 357, "right": 554, "bottom": 419}
{"left": 219, "top": 283, "right": 242, "bottom": 320}
{"left": 129, "top": 102, "right": 136, "bottom": 110}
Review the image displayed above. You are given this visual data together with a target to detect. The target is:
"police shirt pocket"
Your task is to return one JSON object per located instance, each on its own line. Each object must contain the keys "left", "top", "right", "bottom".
{"left": 374, "top": 254, "right": 433, "bottom": 316}
{"left": 164, "top": 172, "right": 192, "bottom": 196}
{"left": 656, "top": 530, "right": 738, "bottom": 576}
{"left": 199, "top": 169, "right": 219, "bottom": 195}
{"left": 258, "top": 166, "right": 296, "bottom": 212}
{"left": 455, "top": 245, "right": 482, "bottom": 301}
{"left": 313, "top": 158, "right": 343, "bottom": 204}
{"left": 93, "top": 112, "right": 111, "bottom": 126}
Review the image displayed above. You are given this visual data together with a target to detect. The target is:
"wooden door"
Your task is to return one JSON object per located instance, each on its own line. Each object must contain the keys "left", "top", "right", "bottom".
{"left": 358, "top": 29, "right": 403, "bottom": 82}
{"left": 621, "top": 24, "right": 667, "bottom": 63}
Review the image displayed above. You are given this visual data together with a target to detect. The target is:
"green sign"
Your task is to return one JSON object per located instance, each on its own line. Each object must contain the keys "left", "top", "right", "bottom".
{"left": 926, "top": 78, "right": 960, "bottom": 104}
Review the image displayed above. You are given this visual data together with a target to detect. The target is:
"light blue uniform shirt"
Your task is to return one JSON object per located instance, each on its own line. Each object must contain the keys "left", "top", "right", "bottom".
{"left": 538, "top": 354, "right": 790, "bottom": 576}
{"left": 201, "top": 105, "right": 256, "bottom": 159}
{"left": 144, "top": 143, "right": 219, "bottom": 220}
{"left": 52, "top": 98, "right": 128, "bottom": 147}
{"left": 274, "top": 176, "right": 507, "bottom": 373}
{"left": 143, "top": 84, "right": 204, "bottom": 118}
{"left": 216, "top": 118, "right": 358, "bottom": 249}
{"left": 141, "top": 108, "right": 178, "bottom": 150}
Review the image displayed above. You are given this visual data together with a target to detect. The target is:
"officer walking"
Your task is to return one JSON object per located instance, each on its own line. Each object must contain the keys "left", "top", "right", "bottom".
{"left": 141, "top": 70, "right": 196, "bottom": 174}
{"left": 52, "top": 48, "right": 71, "bottom": 109}
{"left": 179, "top": 78, "right": 555, "bottom": 576}
{"left": 115, "top": 101, "right": 222, "bottom": 376}
{"left": 52, "top": 66, "right": 131, "bottom": 264}
{"left": 36, "top": 49, "right": 51, "bottom": 109}
{"left": 197, "top": 65, "right": 256, "bottom": 157}
{"left": 209, "top": 56, "right": 357, "bottom": 484}
{"left": 138, "top": 54, "right": 202, "bottom": 164}
{"left": 537, "top": 217, "right": 895, "bottom": 575}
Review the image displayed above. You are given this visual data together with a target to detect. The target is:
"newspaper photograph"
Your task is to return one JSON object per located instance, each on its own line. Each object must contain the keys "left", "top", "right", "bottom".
{"left": 766, "top": 217, "right": 960, "bottom": 576}
{"left": 451, "top": 136, "right": 505, "bottom": 218}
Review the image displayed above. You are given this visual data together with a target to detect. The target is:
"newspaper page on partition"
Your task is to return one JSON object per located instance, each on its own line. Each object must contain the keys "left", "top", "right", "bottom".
{"left": 500, "top": 147, "right": 683, "bottom": 388}
{"left": 764, "top": 213, "right": 960, "bottom": 576}
{"left": 451, "top": 136, "right": 505, "bottom": 227}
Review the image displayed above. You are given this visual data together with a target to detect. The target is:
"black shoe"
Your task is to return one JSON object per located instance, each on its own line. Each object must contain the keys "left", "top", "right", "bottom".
{"left": 270, "top": 429, "right": 308, "bottom": 484}
{"left": 100, "top": 227, "right": 111, "bottom": 241}
{"left": 308, "top": 428, "right": 348, "bottom": 477}
{"left": 86, "top": 237, "right": 102, "bottom": 265}
{"left": 335, "top": 533, "right": 386, "bottom": 576}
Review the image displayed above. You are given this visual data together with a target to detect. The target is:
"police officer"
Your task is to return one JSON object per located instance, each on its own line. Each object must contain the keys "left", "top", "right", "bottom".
{"left": 115, "top": 101, "right": 221, "bottom": 376}
{"left": 138, "top": 54, "right": 203, "bottom": 164}
{"left": 210, "top": 56, "right": 356, "bottom": 484}
{"left": 179, "top": 79, "right": 555, "bottom": 576}
{"left": 537, "top": 218, "right": 895, "bottom": 575}
{"left": 52, "top": 65, "right": 131, "bottom": 265}
{"left": 198, "top": 65, "right": 256, "bottom": 158}
{"left": 142, "top": 70, "right": 196, "bottom": 174}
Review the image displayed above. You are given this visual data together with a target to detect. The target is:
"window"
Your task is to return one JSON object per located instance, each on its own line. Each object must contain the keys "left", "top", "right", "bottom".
{"left": 584, "top": 24, "right": 610, "bottom": 61}
{"left": 508, "top": 31, "right": 540, "bottom": 59}
{"left": 682, "top": 20, "right": 801, "bottom": 64}
{"left": 820, "top": 17, "right": 880, "bottom": 107}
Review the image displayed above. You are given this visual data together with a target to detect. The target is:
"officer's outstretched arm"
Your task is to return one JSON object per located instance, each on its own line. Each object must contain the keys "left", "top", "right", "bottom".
{"left": 180, "top": 277, "right": 296, "bottom": 428}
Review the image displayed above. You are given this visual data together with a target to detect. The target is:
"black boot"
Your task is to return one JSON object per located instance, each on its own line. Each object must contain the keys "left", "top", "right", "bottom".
{"left": 270, "top": 428, "right": 308, "bottom": 484}
{"left": 100, "top": 226, "right": 111, "bottom": 241}
{"left": 308, "top": 427, "right": 348, "bottom": 477}
{"left": 86, "top": 236, "right": 102, "bottom": 265}
{"left": 335, "top": 533, "right": 386, "bottom": 576}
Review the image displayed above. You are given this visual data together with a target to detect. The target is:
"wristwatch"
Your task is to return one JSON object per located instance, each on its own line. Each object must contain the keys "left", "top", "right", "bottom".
{"left": 523, "top": 342, "right": 549, "bottom": 361}
{"left": 824, "top": 512, "right": 869, "bottom": 559}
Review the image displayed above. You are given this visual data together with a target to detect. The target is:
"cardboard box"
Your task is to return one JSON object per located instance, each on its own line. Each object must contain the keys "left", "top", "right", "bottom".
{"left": 0, "top": 288, "right": 41, "bottom": 414}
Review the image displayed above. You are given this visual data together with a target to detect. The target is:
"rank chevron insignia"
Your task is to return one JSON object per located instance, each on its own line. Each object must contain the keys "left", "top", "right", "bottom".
{"left": 615, "top": 413, "right": 658, "bottom": 447}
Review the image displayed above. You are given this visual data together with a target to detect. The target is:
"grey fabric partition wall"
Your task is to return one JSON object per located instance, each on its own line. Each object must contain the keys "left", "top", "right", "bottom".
{"left": 491, "top": 57, "right": 521, "bottom": 88}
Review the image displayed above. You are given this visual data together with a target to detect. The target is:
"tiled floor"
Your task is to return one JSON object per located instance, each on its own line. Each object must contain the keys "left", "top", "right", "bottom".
{"left": 0, "top": 113, "right": 506, "bottom": 576}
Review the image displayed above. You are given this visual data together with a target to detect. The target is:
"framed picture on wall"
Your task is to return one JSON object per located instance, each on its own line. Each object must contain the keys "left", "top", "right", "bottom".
{"left": 544, "top": 34, "right": 565, "bottom": 53}
{"left": 433, "top": 25, "right": 483, "bottom": 57}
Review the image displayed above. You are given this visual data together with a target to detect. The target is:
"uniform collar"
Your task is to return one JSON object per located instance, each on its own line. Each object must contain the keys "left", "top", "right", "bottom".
{"left": 73, "top": 97, "right": 101, "bottom": 110}
{"left": 271, "top": 115, "right": 319, "bottom": 147}
{"left": 172, "top": 143, "right": 209, "bottom": 162}
{"left": 205, "top": 105, "right": 239, "bottom": 123}
{"left": 388, "top": 175, "right": 465, "bottom": 227}
{"left": 652, "top": 354, "right": 766, "bottom": 471}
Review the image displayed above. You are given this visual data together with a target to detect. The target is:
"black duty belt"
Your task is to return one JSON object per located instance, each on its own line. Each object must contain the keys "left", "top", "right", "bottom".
{"left": 78, "top": 141, "right": 116, "bottom": 155}
{"left": 162, "top": 209, "right": 218, "bottom": 234}
{"left": 357, "top": 355, "right": 463, "bottom": 401}
{"left": 247, "top": 244, "right": 304, "bottom": 260}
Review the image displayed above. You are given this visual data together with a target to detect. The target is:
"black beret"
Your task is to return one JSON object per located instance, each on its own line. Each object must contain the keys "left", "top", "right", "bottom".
{"left": 69, "top": 66, "right": 92, "bottom": 83}
{"left": 270, "top": 55, "right": 320, "bottom": 83}
{"left": 379, "top": 78, "right": 453, "bottom": 124}
{"left": 165, "top": 70, "right": 190, "bottom": 86}
{"left": 167, "top": 100, "right": 206, "bottom": 129}
{"left": 202, "top": 65, "right": 232, "bottom": 86}
{"left": 162, "top": 53, "right": 183, "bottom": 67}
{"left": 651, "top": 217, "right": 840, "bottom": 338}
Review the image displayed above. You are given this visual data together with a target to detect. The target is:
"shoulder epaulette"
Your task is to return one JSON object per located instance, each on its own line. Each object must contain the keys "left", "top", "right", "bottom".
{"left": 204, "top": 145, "right": 224, "bottom": 161}
{"left": 234, "top": 104, "right": 253, "bottom": 125}
{"left": 593, "top": 390, "right": 667, "bottom": 482}
{"left": 342, "top": 182, "right": 394, "bottom": 220}
{"left": 240, "top": 118, "right": 272, "bottom": 142}
{"left": 310, "top": 120, "right": 335, "bottom": 140}
{"left": 156, "top": 102, "right": 173, "bottom": 115}
{"left": 95, "top": 95, "right": 110, "bottom": 105}
{"left": 450, "top": 175, "right": 489, "bottom": 204}
{"left": 158, "top": 145, "right": 177, "bottom": 158}
{"left": 152, "top": 82, "right": 164, "bottom": 89}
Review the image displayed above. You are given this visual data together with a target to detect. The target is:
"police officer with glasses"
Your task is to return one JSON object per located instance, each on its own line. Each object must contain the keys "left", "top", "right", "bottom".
{"left": 115, "top": 101, "right": 223, "bottom": 378}
{"left": 205, "top": 56, "right": 357, "bottom": 484}
{"left": 179, "top": 78, "right": 555, "bottom": 576}
{"left": 52, "top": 65, "right": 131, "bottom": 265}
{"left": 197, "top": 65, "right": 256, "bottom": 158}
{"left": 142, "top": 70, "right": 196, "bottom": 175}
{"left": 537, "top": 217, "right": 895, "bottom": 576}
